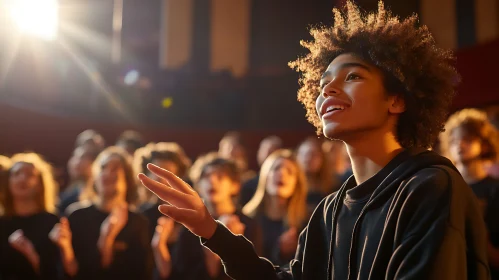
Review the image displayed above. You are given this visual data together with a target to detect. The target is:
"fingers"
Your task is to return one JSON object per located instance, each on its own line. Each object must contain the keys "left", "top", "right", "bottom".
{"left": 146, "top": 164, "right": 194, "bottom": 194}
{"left": 60, "top": 217, "right": 69, "bottom": 227}
{"left": 158, "top": 204, "right": 197, "bottom": 224}
{"left": 138, "top": 174, "right": 191, "bottom": 208}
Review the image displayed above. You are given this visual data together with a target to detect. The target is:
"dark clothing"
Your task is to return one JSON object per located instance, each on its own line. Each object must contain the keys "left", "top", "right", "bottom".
{"left": 240, "top": 175, "right": 259, "bottom": 206}
{"left": 470, "top": 176, "right": 499, "bottom": 279}
{"left": 202, "top": 149, "right": 490, "bottom": 280}
{"left": 257, "top": 215, "right": 293, "bottom": 267}
{"left": 171, "top": 210, "right": 261, "bottom": 280}
{"left": 68, "top": 205, "right": 152, "bottom": 280}
{"left": 0, "top": 212, "right": 60, "bottom": 280}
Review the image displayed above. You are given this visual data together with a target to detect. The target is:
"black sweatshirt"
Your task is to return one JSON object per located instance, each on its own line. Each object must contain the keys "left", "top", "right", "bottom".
{"left": 68, "top": 204, "right": 152, "bottom": 280}
{"left": 0, "top": 212, "right": 60, "bottom": 280}
{"left": 201, "top": 149, "right": 490, "bottom": 280}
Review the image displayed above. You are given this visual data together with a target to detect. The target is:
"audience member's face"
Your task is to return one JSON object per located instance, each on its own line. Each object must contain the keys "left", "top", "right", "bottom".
{"left": 95, "top": 155, "right": 127, "bottom": 201}
{"left": 198, "top": 166, "right": 238, "bottom": 205}
{"left": 9, "top": 162, "right": 42, "bottom": 201}
{"left": 297, "top": 141, "right": 323, "bottom": 175}
{"left": 265, "top": 158, "right": 298, "bottom": 199}
{"left": 257, "top": 139, "right": 281, "bottom": 167}
{"left": 449, "top": 127, "right": 482, "bottom": 164}
{"left": 147, "top": 159, "right": 179, "bottom": 184}
{"left": 68, "top": 147, "right": 94, "bottom": 181}
{"left": 219, "top": 140, "right": 247, "bottom": 170}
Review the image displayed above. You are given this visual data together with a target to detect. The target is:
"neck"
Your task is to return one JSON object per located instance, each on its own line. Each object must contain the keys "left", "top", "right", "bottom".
{"left": 264, "top": 195, "right": 287, "bottom": 221}
{"left": 206, "top": 200, "right": 236, "bottom": 219}
{"left": 455, "top": 160, "right": 488, "bottom": 184}
{"left": 95, "top": 196, "right": 125, "bottom": 212}
{"left": 13, "top": 199, "right": 40, "bottom": 217}
{"left": 345, "top": 129, "right": 403, "bottom": 185}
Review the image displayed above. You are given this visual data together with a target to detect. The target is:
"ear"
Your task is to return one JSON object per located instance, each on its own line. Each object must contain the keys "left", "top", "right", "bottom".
{"left": 388, "top": 95, "right": 406, "bottom": 114}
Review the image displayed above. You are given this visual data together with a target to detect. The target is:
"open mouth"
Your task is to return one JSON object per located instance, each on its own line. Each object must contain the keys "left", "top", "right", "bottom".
{"left": 325, "top": 105, "right": 346, "bottom": 113}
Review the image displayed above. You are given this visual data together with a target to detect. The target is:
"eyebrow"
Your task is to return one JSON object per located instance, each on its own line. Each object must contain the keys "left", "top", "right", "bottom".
{"left": 321, "top": 62, "right": 371, "bottom": 79}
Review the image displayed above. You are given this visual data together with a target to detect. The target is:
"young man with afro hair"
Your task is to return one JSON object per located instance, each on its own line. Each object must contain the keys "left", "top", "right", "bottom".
{"left": 138, "top": 1, "right": 490, "bottom": 279}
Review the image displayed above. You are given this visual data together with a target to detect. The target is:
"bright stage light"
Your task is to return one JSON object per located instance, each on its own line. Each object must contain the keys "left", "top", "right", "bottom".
{"left": 7, "top": 0, "right": 59, "bottom": 40}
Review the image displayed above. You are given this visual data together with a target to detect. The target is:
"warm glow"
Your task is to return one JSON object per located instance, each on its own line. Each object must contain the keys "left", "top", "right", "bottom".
{"left": 7, "top": 0, "right": 59, "bottom": 40}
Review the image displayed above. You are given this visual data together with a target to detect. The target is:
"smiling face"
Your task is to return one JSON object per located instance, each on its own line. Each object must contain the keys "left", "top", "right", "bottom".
{"left": 316, "top": 53, "right": 405, "bottom": 141}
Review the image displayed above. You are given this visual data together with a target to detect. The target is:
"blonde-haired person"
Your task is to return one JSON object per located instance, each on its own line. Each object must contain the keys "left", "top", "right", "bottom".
{"left": 0, "top": 153, "right": 61, "bottom": 279}
{"left": 242, "top": 149, "right": 307, "bottom": 266}
{"left": 50, "top": 146, "right": 152, "bottom": 280}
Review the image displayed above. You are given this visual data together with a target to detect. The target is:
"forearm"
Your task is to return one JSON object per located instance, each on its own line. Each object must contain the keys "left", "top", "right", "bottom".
{"left": 98, "top": 235, "right": 115, "bottom": 268}
{"left": 60, "top": 246, "right": 79, "bottom": 276}
{"left": 202, "top": 222, "right": 288, "bottom": 280}
{"left": 153, "top": 245, "right": 172, "bottom": 279}
{"left": 26, "top": 251, "right": 41, "bottom": 274}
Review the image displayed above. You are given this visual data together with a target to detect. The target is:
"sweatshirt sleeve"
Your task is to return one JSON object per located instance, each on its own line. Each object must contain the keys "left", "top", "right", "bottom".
{"left": 201, "top": 221, "right": 295, "bottom": 280}
{"left": 386, "top": 167, "right": 490, "bottom": 280}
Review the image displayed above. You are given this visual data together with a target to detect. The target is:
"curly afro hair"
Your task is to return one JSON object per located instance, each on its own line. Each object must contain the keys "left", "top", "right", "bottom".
{"left": 289, "top": 1, "right": 460, "bottom": 149}
{"left": 439, "top": 108, "right": 499, "bottom": 162}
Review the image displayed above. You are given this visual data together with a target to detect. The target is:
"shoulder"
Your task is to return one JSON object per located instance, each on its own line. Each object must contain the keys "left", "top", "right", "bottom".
{"left": 67, "top": 202, "right": 94, "bottom": 221}
{"left": 39, "top": 212, "right": 60, "bottom": 225}
{"left": 66, "top": 200, "right": 93, "bottom": 217}
{"left": 400, "top": 166, "right": 471, "bottom": 207}
{"left": 404, "top": 167, "right": 454, "bottom": 193}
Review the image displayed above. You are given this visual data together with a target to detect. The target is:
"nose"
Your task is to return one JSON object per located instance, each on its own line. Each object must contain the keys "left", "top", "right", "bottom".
{"left": 321, "top": 80, "right": 340, "bottom": 98}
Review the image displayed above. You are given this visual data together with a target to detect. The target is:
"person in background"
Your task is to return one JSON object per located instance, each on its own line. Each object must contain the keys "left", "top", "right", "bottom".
{"left": 162, "top": 156, "right": 261, "bottom": 280}
{"left": 75, "top": 129, "right": 106, "bottom": 153}
{"left": 116, "top": 130, "right": 145, "bottom": 156}
{"left": 322, "top": 140, "right": 352, "bottom": 188}
{"left": 218, "top": 131, "right": 254, "bottom": 183}
{"left": 0, "top": 153, "right": 60, "bottom": 280}
{"left": 440, "top": 108, "right": 499, "bottom": 278}
{"left": 240, "top": 136, "right": 283, "bottom": 206}
{"left": 58, "top": 146, "right": 98, "bottom": 215}
{"left": 134, "top": 142, "right": 190, "bottom": 279}
{"left": 50, "top": 146, "right": 152, "bottom": 280}
{"left": 296, "top": 137, "right": 332, "bottom": 215}
{"left": 242, "top": 149, "right": 307, "bottom": 266}
{"left": 0, "top": 155, "right": 12, "bottom": 216}
{"left": 486, "top": 105, "right": 499, "bottom": 179}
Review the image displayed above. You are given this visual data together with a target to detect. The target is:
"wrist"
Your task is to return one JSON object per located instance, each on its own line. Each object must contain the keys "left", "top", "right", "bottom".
{"left": 201, "top": 218, "right": 218, "bottom": 240}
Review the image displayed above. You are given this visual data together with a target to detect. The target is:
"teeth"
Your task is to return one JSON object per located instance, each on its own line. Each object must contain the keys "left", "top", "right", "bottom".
{"left": 326, "top": 105, "right": 345, "bottom": 113}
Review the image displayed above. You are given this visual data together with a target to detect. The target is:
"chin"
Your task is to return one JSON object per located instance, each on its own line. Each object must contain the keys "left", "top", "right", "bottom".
{"left": 322, "top": 124, "right": 348, "bottom": 141}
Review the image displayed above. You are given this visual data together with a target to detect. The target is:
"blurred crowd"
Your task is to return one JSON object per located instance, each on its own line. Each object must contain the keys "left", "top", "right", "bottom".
{"left": 1, "top": 105, "right": 499, "bottom": 280}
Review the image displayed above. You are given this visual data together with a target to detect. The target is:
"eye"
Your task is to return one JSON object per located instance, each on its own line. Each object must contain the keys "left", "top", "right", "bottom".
{"left": 319, "top": 80, "right": 330, "bottom": 90}
{"left": 346, "top": 73, "right": 361, "bottom": 81}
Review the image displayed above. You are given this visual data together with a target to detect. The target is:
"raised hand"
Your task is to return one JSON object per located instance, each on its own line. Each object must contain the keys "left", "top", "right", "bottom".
{"left": 9, "top": 229, "right": 40, "bottom": 271}
{"left": 151, "top": 217, "right": 175, "bottom": 249}
{"left": 49, "top": 218, "right": 78, "bottom": 276}
{"left": 49, "top": 217, "right": 73, "bottom": 250}
{"left": 219, "top": 214, "right": 246, "bottom": 235}
{"left": 100, "top": 201, "right": 129, "bottom": 240}
{"left": 138, "top": 163, "right": 218, "bottom": 239}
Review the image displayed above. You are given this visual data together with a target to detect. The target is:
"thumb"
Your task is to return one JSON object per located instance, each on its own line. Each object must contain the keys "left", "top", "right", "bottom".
{"left": 158, "top": 205, "right": 195, "bottom": 224}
